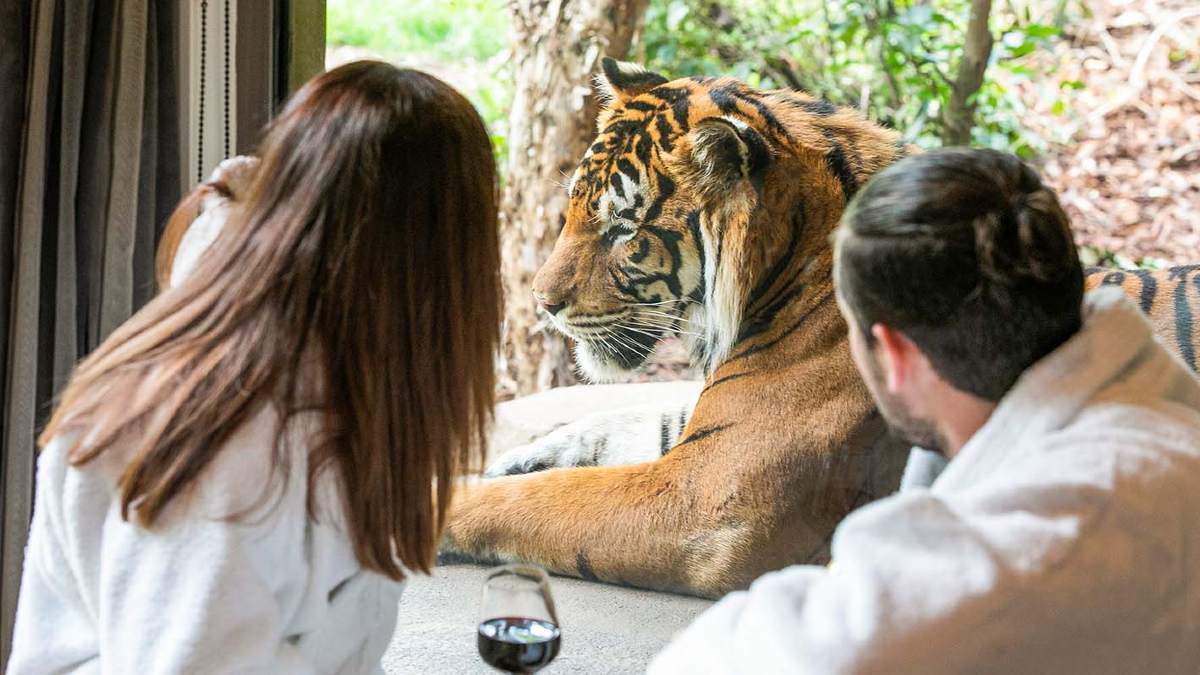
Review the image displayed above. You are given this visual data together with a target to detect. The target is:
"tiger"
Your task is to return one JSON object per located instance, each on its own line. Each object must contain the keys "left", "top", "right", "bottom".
{"left": 440, "top": 58, "right": 1200, "bottom": 598}
{"left": 159, "top": 63, "right": 1200, "bottom": 598}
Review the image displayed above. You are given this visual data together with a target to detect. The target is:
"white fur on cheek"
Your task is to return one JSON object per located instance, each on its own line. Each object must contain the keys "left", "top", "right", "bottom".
{"left": 699, "top": 208, "right": 746, "bottom": 370}
{"left": 573, "top": 343, "right": 636, "bottom": 384}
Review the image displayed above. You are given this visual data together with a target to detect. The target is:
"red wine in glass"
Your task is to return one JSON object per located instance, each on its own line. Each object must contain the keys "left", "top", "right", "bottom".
{"left": 479, "top": 565, "right": 561, "bottom": 673}
{"left": 477, "top": 617, "right": 561, "bottom": 673}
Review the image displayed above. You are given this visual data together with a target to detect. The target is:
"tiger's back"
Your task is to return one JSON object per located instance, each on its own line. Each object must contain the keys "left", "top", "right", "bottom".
{"left": 1086, "top": 265, "right": 1200, "bottom": 371}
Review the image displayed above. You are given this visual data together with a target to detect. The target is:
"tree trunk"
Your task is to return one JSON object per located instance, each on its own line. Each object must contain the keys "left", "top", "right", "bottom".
{"left": 498, "top": 0, "right": 650, "bottom": 398}
{"left": 942, "top": 0, "right": 993, "bottom": 146}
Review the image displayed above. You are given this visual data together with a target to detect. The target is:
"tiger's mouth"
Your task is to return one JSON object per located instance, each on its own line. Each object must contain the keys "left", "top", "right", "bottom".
{"left": 548, "top": 314, "right": 666, "bottom": 381}
{"left": 544, "top": 300, "right": 700, "bottom": 381}
{"left": 574, "top": 324, "right": 662, "bottom": 372}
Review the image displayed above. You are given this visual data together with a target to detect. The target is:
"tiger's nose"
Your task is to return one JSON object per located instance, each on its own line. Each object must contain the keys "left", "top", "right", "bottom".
{"left": 533, "top": 290, "right": 567, "bottom": 316}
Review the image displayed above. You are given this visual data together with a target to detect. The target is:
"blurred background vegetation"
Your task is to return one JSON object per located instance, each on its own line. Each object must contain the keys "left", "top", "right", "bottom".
{"left": 330, "top": 0, "right": 1073, "bottom": 156}
{"left": 327, "top": 0, "right": 1198, "bottom": 391}
{"left": 327, "top": 0, "right": 1198, "bottom": 271}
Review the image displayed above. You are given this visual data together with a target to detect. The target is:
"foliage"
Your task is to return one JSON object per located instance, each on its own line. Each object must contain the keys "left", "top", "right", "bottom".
{"left": 636, "top": 0, "right": 1075, "bottom": 155}
{"left": 1078, "top": 245, "right": 1171, "bottom": 271}
{"left": 327, "top": 0, "right": 508, "bottom": 62}
{"left": 327, "top": 0, "right": 1078, "bottom": 160}
{"left": 327, "top": 0, "right": 512, "bottom": 163}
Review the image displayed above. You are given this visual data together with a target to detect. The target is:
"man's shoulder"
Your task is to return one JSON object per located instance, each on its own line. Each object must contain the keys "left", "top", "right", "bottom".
{"left": 1020, "top": 399, "right": 1200, "bottom": 523}
{"left": 1052, "top": 397, "right": 1200, "bottom": 459}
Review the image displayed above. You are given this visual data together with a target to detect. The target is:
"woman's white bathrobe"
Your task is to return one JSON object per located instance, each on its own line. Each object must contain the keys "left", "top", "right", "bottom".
{"left": 9, "top": 156, "right": 402, "bottom": 674}
{"left": 650, "top": 287, "right": 1200, "bottom": 674}
{"left": 7, "top": 406, "right": 404, "bottom": 674}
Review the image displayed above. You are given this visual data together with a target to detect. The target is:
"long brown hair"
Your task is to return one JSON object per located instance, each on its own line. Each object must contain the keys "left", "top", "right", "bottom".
{"left": 40, "top": 61, "right": 502, "bottom": 579}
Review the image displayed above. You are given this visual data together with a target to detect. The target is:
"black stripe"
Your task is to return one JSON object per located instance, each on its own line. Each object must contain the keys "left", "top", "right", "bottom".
{"left": 629, "top": 235, "right": 651, "bottom": 263}
{"left": 576, "top": 552, "right": 600, "bottom": 582}
{"left": 655, "top": 115, "right": 675, "bottom": 152}
{"left": 616, "top": 158, "right": 640, "bottom": 183}
{"left": 728, "top": 287, "right": 835, "bottom": 362}
{"left": 709, "top": 86, "right": 740, "bottom": 116}
{"left": 634, "top": 135, "right": 653, "bottom": 163}
{"left": 672, "top": 95, "right": 691, "bottom": 134}
{"left": 1173, "top": 273, "right": 1196, "bottom": 370}
{"left": 609, "top": 172, "right": 625, "bottom": 199}
{"left": 1133, "top": 269, "right": 1157, "bottom": 314}
{"left": 732, "top": 90, "right": 790, "bottom": 140}
{"left": 625, "top": 99, "right": 657, "bottom": 112}
{"left": 609, "top": 268, "right": 639, "bottom": 300}
{"left": 1193, "top": 272, "right": 1200, "bottom": 373}
{"left": 659, "top": 414, "right": 672, "bottom": 456}
{"left": 824, "top": 134, "right": 859, "bottom": 198}
{"left": 1101, "top": 271, "right": 1126, "bottom": 286}
{"left": 675, "top": 423, "right": 733, "bottom": 449}
{"left": 740, "top": 284, "right": 807, "bottom": 343}
{"left": 744, "top": 206, "right": 805, "bottom": 318}
{"left": 798, "top": 99, "right": 836, "bottom": 116}
{"left": 702, "top": 370, "right": 752, "bottom": 394}
{"left": 590, "top": 436, "right": 607, "bottom": 466}
{"left": 687, "top": 210, "right": 705, "bottom": 277}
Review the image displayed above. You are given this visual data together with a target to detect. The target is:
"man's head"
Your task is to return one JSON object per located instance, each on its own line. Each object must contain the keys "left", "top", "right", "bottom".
{"left": 834, "top": 148, "right": 1083, "bottom": 454}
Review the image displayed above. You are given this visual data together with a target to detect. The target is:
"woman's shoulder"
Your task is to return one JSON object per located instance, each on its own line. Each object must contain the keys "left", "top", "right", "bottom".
{"left": 44, "top": 402, "right": 332, "bottom": 530}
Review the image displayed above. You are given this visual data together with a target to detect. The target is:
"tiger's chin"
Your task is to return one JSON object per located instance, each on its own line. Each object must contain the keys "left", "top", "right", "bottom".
{"left": 572, "top": 335, "right": 658, "bottom": 383}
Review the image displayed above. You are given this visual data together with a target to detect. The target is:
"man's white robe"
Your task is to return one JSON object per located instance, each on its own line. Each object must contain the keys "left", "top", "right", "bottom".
{"left": 651, "top": 288, "right": 1200, "bottom": 674}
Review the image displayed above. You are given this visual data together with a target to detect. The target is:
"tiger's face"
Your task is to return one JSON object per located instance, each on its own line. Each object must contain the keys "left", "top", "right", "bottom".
{"left": 532, "top": 61, "right": 773, "bottom": 381}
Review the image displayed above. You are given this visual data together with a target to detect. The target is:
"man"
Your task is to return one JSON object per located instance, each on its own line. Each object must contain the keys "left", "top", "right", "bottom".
{"left": 649, "top": 149, "right": 1200, "bottom": 674}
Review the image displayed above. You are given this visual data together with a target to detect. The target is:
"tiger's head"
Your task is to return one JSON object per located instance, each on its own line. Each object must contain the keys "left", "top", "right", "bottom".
{"left": 533, "top": 59, "right": 906, "bottom": 383}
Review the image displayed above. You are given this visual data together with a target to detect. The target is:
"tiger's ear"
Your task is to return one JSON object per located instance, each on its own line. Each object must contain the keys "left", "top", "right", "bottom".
{"left": 676, "top": 117, "right": 771, "bottom": 203}
{"left": 596, "top": 57, "right": 669, "bottom": 103}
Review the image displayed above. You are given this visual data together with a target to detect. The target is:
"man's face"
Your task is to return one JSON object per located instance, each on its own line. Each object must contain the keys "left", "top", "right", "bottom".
{"left": 838, "top": 293, "right": 948, "bottom": 455}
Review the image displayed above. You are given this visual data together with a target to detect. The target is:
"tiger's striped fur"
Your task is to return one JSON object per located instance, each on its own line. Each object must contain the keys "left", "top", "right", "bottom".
{"left": 1086, "top": 266, "right": 1200, "bottom": 370}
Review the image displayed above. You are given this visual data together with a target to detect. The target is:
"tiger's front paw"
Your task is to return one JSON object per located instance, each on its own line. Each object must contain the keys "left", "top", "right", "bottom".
{"left": 483, "top": 436, "right": 592, "bottom": 477}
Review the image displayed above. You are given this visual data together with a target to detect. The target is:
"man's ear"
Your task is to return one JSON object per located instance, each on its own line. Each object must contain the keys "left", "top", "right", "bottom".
{"left": 597, "top": 57, "right": 669, "bottom": 102}
{"left": 871, "top": 323, "right": 923, "bottom": 394}
{"left": 672, "top": 117, "right": 771, "bottom": 204}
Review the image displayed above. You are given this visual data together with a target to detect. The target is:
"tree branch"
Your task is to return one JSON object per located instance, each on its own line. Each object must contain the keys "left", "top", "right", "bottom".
{"left": 942, "top": 0, "right": 993, "bottom": 146}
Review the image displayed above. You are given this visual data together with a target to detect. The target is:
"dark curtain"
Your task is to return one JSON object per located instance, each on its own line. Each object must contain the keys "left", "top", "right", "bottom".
{"left": 0, "top": 0, "right": 180, "bottom": 665}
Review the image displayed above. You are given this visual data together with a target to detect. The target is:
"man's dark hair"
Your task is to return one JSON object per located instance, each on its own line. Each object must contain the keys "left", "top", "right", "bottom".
{"left": 835, "top": 148, "right": 1084, "bottom": 402}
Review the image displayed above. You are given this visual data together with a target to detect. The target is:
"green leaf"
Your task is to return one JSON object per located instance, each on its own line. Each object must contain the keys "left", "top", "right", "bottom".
{"left": 1008, "top": 42, "right": 1037, "bottom": 58}
{"left": 1023, "top": 23, "right": 1060, "bottom": 39}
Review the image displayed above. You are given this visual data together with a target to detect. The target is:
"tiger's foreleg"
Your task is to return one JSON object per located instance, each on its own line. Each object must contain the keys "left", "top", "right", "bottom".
{"left": 444, "top": 459, "right": 768, "bottom": 597}
{"left": 483, "top": 399, "right": 697, "bottom": 477}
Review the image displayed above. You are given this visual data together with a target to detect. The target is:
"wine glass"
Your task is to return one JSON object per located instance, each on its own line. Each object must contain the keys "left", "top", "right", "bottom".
{"left": 477, "top": 564, "right": 562, "bottom": 673}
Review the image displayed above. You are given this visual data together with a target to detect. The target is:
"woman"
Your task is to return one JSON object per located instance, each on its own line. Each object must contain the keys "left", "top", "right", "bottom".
{"left": 8, "top": 61, "right": 501, "bottom": 673}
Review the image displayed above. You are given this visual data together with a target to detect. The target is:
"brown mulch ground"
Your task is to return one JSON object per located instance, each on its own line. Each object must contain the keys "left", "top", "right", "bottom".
{"left": 1008, "top": 0, "right": 1200, "bottom": 265}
